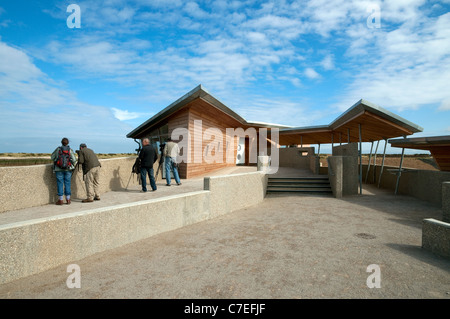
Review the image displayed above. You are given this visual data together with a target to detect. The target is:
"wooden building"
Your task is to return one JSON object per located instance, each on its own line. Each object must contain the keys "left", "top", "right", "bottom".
{"left": 126, "top": 85, "right": 287, "bottom": 179}
{"left": 127, "top": 85, "right": 424, "bottom": 179}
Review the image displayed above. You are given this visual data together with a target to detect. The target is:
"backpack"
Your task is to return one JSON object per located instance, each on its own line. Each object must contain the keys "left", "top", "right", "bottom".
{"left": 55, "top": 145, "right": 72, "bottom": 169}
{"left": 132, "top": 157, "right": 141, "bottom": 175}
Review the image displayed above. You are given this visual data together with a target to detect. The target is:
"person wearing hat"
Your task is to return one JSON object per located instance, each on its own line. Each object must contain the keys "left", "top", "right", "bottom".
{"left": 77, "top": 143, "right": 101, "bottom": 203}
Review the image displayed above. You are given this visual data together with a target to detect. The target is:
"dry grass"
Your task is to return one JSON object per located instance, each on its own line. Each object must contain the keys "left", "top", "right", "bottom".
{"left": 319, "top": 154, "right": 438, "bottom": 171}
{"left": 0, "top": 153, "right": 135, "bottom": 167}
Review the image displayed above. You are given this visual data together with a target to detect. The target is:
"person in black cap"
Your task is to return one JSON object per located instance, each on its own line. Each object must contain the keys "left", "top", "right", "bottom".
{"left": 78, "top": 143, "right": 101, "bottom": 202}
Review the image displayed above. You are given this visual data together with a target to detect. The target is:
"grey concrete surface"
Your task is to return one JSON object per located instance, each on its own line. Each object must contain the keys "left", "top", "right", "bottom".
{"left": 0, "top": 184, "right": 449, "bottom": 299}
{"left": 422, "top": 219, "right": 450, "bottom": 258}
{"left": 443, "top": 182, "right": 450, "bottom": 222}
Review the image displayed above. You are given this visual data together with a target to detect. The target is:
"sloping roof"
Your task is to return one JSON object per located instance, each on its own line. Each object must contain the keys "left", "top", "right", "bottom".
{"left": 278, "top": 99, "right": 423, "bottom": 145}
{"left": 389, "top": 135, "right": 450, "bottom": 171}
{"left": 126, "top": 85, "right": 291, "bottom": 138}
{"left": 127, "top": 85, "right": 424, "bottom": 144}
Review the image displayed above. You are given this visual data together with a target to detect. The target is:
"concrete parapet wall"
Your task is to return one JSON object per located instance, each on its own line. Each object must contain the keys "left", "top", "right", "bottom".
{"left": 327, "top": 156, "right": 358, "bottom": 198}
{"left": 363, "top": 164, "right": 450, "bottom": 207}
{"left": 442, "top": 182, "right": 450, "bottom": 223}
{"left": 0, "top": 171, "right": 268, "bottom": 285}
{"left": 0, "top": 157, "right": 162, "bottom": 214}
{"left": 204, "top": 171, "right": 267, "bottom": 218}
{"left": 279, "top": 147, "right": 313, "bottom": 170}
{"left": 332, "top": 143, "right": 358, "bottom": 157}
{"left": 422, "top": 218, "right": 450, "bottom": 259}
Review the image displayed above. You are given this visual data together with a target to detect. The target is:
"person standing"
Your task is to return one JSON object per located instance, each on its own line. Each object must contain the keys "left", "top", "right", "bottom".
{"left": 139, "top": 138, "right": 158, "bottom": 192}
{"left": 163, "top": 137, "right": 181, "bottom": 186}
{"left": 78, "top": 143, "right": 102, "bottom": 203}
{"left": 51, "top": 137, "right": 77, "bottom": 205}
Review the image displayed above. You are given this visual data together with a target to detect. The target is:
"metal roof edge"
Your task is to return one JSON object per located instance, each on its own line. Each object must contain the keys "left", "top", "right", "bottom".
{"left": 126, "top": 85, "right": 204, "bottom": 138}
{"left": 330, "top": 99, "right": 423, "bottom": 134}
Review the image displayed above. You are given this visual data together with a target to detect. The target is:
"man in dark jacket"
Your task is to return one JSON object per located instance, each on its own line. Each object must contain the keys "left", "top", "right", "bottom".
{"left": 139, "top": 138, "right": 158, "bottom": 192}
{"left": 78, "top": 143, "right": 102, "bottom": 202}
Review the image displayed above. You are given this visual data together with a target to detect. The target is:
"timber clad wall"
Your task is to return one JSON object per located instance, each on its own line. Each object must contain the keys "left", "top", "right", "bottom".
{"left": 167, "top": 108, "right": 189, "bottom": 179}
{"left": 188, "top": 98, "right": 241, "bottom": 178}
{"left": 155, "top": 97, "right": 270, "bottom": 179}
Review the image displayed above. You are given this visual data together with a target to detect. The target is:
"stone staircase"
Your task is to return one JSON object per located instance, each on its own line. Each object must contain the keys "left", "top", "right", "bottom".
{"left": 266, "top": 176, "right": 332, "bottom": 195}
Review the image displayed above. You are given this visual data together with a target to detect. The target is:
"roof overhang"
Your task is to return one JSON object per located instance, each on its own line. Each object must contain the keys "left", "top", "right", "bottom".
{"left": 389, "top": 135, "right": 450, "bottom": 150}
{"left": 389, "top": 135, "right": 450, "bottom": 171}
{"left": 278, "top": 99, "right": 423, "bottom": 145}
{"left": 126, "top": 85, "right": 290, "bottom": 138}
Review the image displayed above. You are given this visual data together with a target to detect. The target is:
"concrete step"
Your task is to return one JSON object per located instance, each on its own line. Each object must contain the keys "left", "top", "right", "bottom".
{"left": 268, "top": 181, "right": 330, "bottom": 186}
{"left": 266, "top": 188, "right": 332, "bottom": 194}
{"left": 267, "top": 183, "right": 331, "bottom": 188}
{"left": 267, "top": 176, "right": 332, "bottom": 195}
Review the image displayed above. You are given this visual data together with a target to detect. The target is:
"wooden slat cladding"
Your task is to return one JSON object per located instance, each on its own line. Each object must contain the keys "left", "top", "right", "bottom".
{"left": 167, "top": 109, "right": 189, "bottom": 178}
{"left": 187, "top": 100, "right": 241, "bottom": 178}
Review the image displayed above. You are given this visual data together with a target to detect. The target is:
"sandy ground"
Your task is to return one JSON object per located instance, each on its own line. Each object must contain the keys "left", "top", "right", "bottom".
{"left": 0, "top": 184, "right": 449, "bottom": 300}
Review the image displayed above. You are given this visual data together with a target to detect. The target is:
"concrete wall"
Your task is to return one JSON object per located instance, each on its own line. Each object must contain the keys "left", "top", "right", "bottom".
{"left": 204, "top": 171, "right": 267, "bottom": 218}
{"left": 0, "top": 170, "right": 268, "bottom": 285}
{"left": 327, "top": 156, "right": 358, "bottom": 198}
{"left": 441, "top": 182, "right": 450, "bottom": 223}
{"left": 0, "top": 157, "right": 162, "bottom": 214}
{"left": 332, "top": 143, "right": 359, "bottom": 157}
{"left": 363, "top": 164, "right": 450, "bottom": 207}
{"left": 327, "top": 143, "right": 359, "bottom": 198}
{"left": 422, "top": 219, "right": 450, "bottom": 259}
{"left": 279, "top": 147, "right": 318, "bottom": 174}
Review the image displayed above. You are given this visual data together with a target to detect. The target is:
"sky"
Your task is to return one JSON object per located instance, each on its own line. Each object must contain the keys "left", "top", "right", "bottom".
{"left": 0, "top": 0, "right": 449, "bottom": 154}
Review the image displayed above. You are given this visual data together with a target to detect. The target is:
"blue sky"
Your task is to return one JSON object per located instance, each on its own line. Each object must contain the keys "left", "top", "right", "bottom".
{"left": 0, "top": 0, "right": 449, "bottom": 154}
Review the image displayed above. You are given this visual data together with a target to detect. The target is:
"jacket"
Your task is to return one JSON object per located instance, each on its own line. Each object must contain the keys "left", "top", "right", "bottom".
{"left": 139, "top": 144, "right": 158, "bottom": 168}
{"left": 78, "top": 147, "right": 101, "bottom": 175}
{"left": 164, "top": 141, "right": 180, "bottom": 159}
{"left": 51, "top": 146, "right": 77, "bottom": 172}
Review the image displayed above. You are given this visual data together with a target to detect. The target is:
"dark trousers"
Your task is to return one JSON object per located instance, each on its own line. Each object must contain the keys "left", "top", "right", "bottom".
{"left": 140, "top": 167, "right": 157, "bottom": 191}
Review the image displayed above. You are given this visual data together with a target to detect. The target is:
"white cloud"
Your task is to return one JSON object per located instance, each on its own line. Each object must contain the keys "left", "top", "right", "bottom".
{"left": 304, "top": 68, "right": 320, "bottom": 79}
{"left": 111, "top": 107, "right": 145, "bottom": 121}
{"left": 0, "top": 41, "right": 135, "bottom": 152}
{"left": 334, "top": 6, "right": 450, "bottom": 112}
{"left": 320, "top": 54, "right": 335, "bottom": 70}
{"left": 439, "top": 99, "right": 450, "bottom": 111}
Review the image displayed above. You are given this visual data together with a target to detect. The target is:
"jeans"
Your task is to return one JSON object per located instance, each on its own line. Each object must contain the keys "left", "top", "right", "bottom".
{"left": 55, "top": 171, "right": 72, "bottom": 197}
{"left": 141, "top": 167, "right": 157, "bottom": 191}
{"left": 165, "top": 156, "right": 180, "bottom": 185}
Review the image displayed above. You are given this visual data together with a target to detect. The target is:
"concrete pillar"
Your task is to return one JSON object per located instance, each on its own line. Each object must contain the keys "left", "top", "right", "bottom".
{"left": 443, "top": 182, "right": 450, "bottom": 223}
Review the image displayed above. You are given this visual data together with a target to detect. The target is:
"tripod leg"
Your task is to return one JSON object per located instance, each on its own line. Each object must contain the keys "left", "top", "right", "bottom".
{"left": 126, "top": 171, "right": 133, "bottom": 190}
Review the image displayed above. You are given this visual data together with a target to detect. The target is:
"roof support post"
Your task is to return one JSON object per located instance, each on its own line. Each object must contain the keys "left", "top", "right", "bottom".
{"left": 395, "top": 147, "right": 405, "bottom": 195}
{"left": 300, "top": 136, "right": 303, "bottom": 149}
{"left": 331, "top": 133, "right": 334, "bottom": 151}
{"left": 359, "top": 124, "right": 363, "bottom": 195}
{"left": 378, "top": 139, "right": 387, "bottom": 188}
{"left": 347, "top": 128, "right": 350, "bottom": 144}
{"left": 365, "top": 141, "right": 374, "bottom": 183}
{"left": 318, "top": 143, "right": 321, "bottom": 155}
{"left": 372, "top": 140, "right": 380, "bottom": 183}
